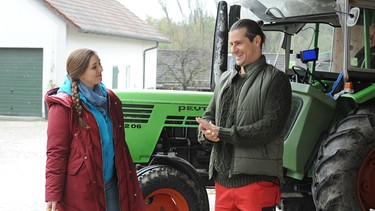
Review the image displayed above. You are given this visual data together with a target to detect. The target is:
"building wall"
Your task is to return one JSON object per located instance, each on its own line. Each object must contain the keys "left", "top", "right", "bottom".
{"left": 0, "top": 0, "right": 158, "bottom": 117}
{"left": 0, "top": 0, "right": 67, "bottom": 100}
{"left": 66, "top": 29, "right": 157, "bottom": 90}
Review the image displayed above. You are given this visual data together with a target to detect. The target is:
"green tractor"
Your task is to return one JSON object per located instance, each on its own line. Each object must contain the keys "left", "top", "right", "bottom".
{"left": 115, "top": 0, "right": 375, "bottom": 210}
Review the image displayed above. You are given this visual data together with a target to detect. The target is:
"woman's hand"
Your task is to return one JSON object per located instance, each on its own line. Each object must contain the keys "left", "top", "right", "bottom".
{"left": 46, "top": 201, "right": 58, "bottom": 211}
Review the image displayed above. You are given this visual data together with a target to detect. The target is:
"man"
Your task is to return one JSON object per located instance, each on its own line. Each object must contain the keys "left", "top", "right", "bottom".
{"left": 355, "top": 24, "right": 375, "bottom": 68}
{"left": 196, "top": 19, "right": 292, "bottom": 211}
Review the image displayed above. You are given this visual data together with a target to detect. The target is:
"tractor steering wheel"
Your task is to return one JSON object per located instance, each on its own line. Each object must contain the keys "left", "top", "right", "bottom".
{"left": 291, "top": 65, "right": 328, "bottom": 92}
{"left": 292, "top": 65, "right": 312, "bottom": 84}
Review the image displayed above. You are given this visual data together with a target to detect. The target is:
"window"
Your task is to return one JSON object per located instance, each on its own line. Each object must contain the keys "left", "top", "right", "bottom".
{"left": 349, "top": 8, "right": 375, "bottom": 70}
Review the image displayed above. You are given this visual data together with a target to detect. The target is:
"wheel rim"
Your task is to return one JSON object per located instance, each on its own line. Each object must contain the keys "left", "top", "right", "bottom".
{"left": 358, "top": 148, "right": 375, "bottom": 209}
{"left": 144, "top": 188, "right": 189, "bottom": 211}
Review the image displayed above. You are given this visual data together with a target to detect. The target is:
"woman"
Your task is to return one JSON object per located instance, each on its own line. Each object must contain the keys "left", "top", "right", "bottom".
{"left": 45, "top": 48, "right": 146, "bottom": 211}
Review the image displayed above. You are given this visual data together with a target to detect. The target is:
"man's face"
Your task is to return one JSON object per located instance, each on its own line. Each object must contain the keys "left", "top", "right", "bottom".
{"left": 370, "top": 26, "right": 375, "bottom": 47}
{"left": 229, "top": 27, "right": 260, "bottom": 67}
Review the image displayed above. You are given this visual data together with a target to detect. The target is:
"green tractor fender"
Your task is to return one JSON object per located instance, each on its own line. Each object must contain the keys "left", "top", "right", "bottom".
{"left": 341, "top": 83, "right": 375, "bottom": 103}
{"left": 137, "top": 154, "right": 206, "bottom": 188}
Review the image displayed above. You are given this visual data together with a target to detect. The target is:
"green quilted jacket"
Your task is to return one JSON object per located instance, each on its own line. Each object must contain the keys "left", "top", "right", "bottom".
{"left": 198, "top": 55, "right": 292, "bottom": 184}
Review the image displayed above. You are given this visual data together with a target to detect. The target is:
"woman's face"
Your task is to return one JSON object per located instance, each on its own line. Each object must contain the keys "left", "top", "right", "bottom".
{"left": 79, "top": 54, "right": 103, "bottom": 89}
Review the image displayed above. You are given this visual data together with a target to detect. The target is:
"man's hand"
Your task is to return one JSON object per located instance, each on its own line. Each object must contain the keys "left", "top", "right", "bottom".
{"left": 196, "top": 117, "right": 220, "bottom": 142}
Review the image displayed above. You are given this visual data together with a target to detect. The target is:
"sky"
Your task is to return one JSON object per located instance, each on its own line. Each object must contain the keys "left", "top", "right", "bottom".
{"left": 119, "top": 0, "right": 224, "bottom": 21}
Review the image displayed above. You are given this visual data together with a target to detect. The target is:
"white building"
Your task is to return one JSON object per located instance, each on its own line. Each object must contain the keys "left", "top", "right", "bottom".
{"left": 0, "top": 0, "right": 169, "bottom": 117}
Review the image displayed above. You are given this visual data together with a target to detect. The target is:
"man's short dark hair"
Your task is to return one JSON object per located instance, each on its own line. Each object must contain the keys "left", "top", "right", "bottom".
{"left": 230, "top": 19, "right": 266, "bottom": 47}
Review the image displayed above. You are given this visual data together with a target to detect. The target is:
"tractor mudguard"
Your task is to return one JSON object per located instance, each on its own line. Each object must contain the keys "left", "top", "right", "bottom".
{"left": 144, "top": 154, "right": 206, "bottom": 188}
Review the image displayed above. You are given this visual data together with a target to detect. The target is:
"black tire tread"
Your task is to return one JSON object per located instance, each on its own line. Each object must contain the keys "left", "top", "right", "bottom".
{"left": 138, "top": 165, "right": 209, "bottom": 211}
{"left": 312, "top": 106, "right": 375, "bottom": 211}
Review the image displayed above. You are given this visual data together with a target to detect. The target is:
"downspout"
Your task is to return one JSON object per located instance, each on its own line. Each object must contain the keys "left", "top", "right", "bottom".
{"left": 143, "top": 42, "right": 159, "bottom": 89}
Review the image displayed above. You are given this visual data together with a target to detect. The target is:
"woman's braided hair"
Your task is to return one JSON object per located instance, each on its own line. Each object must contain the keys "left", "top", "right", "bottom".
{"left": 66, "top": 48, "right": 97, "bottom": 129}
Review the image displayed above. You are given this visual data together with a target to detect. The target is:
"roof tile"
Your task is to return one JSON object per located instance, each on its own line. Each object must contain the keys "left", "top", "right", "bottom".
{"left": 41, "top": 0, "right": 169, "bottom": 42}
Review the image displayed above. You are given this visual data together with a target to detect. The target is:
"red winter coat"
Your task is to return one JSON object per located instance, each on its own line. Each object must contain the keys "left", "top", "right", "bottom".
{"left": 45, "top": 88, "right": 146, "bottom": 211}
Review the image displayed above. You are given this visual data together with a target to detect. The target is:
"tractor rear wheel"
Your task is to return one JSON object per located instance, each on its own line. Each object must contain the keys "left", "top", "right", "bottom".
{"left": 312, "top": 106, "right": 375, "bottom": 210}
{"left": 138, "top": 165, "right": 209, "bottom": 211}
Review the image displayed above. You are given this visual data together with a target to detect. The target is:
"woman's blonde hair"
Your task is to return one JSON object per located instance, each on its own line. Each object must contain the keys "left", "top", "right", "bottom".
{"left": 66, "top": 48, "right": 97, "bottom": 129}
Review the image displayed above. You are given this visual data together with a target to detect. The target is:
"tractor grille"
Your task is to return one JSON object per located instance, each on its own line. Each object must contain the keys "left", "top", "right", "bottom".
{"left": 122, "top": 104, "right": 153, "bottom": 123}
{"left": 165, "top": 116, "right": 198, "bottom": 126}
{"left": 122, "top": 104, "right": 199, "bottom": 126}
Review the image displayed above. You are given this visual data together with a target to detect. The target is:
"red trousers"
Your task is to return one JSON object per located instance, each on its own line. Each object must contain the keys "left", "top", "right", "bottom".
{"left": 215, "top": 180, "right": 280, "bottom": 211}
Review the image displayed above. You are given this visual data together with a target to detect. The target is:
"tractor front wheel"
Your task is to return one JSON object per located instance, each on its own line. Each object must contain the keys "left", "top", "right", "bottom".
{"left": 138, "top": 165, "right": 208, "bottom": 211}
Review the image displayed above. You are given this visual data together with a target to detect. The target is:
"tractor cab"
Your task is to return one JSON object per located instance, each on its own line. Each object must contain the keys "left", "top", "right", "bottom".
{"left": 218, "top": 0, "right": 375, "bottom": 97}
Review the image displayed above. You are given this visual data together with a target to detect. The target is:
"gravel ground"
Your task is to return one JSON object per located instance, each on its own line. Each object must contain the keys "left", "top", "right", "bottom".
{"left": 0, "top": 117, "right": 47, "bottom": 211}
{"left": 5, "top": 118, "right": 372, "bottom": 211}
{"left": 0, "top": 117, "right": 215, "bottom": 211}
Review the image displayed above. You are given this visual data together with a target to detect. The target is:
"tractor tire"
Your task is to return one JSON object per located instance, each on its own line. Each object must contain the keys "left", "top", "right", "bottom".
{"left": 280, "top": 195, "right": 315, "bottom": 211}
{"left": 138, "top": 165, "right": 209, "bottom": 211}
{"left": 312, "top": 106, "right": 375, "bottom": 211}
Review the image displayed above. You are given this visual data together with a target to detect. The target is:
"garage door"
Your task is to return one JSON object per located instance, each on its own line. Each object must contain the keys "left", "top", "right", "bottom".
{"left": 0, "top": 48, "right": 43, "bottom": 117}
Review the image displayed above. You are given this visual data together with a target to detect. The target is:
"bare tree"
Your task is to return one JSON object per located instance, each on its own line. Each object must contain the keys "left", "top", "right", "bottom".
{"left": 150, "top": 0, "right": 216, "bottom": 90}
{"left": 157, "top": 48, "right": 210, "bottom": 90}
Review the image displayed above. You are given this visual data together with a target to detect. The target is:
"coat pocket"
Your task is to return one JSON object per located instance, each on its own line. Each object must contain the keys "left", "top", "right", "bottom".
{"left": 67, "top": 157, "right": 84, "bottom": 175}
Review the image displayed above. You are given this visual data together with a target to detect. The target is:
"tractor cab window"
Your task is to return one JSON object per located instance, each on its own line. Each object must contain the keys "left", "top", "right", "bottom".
{"left": 233, "top": 0, "right": 336, "bottom": 75}
{"left": 263, "top": 31, "right": 285, "bottom": 71}
{"left": 349, "top": 8, "right": 375, "bottom": 70}
{"left": 260, "top": 23, "right": 335, "bottom": 73}
{"left": 290, "top": 23, "right": 335, "bottom": 73}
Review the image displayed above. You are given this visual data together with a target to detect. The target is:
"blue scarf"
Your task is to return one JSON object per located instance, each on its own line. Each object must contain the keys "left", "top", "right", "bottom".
{"left": 76, "top": 82, "right": 115, "bottom": 182}
{"left": 78, "top": 82, "right": 107, "bottom": 117}
{"left": 58, "top": 76, "right": 115, "bottom": 182}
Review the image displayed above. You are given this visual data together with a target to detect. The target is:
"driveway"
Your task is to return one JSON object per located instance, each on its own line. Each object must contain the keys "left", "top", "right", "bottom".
{"left": 0, "top": 117, "right": 215, "bottom": 210}
{"left": 0, "top": 117, "right": 47, "bottom": 210}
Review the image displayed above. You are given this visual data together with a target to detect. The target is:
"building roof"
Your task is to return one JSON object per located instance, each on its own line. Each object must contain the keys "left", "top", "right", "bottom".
{"left": 40, "top": 0, "right": 169, "bottom": 43}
